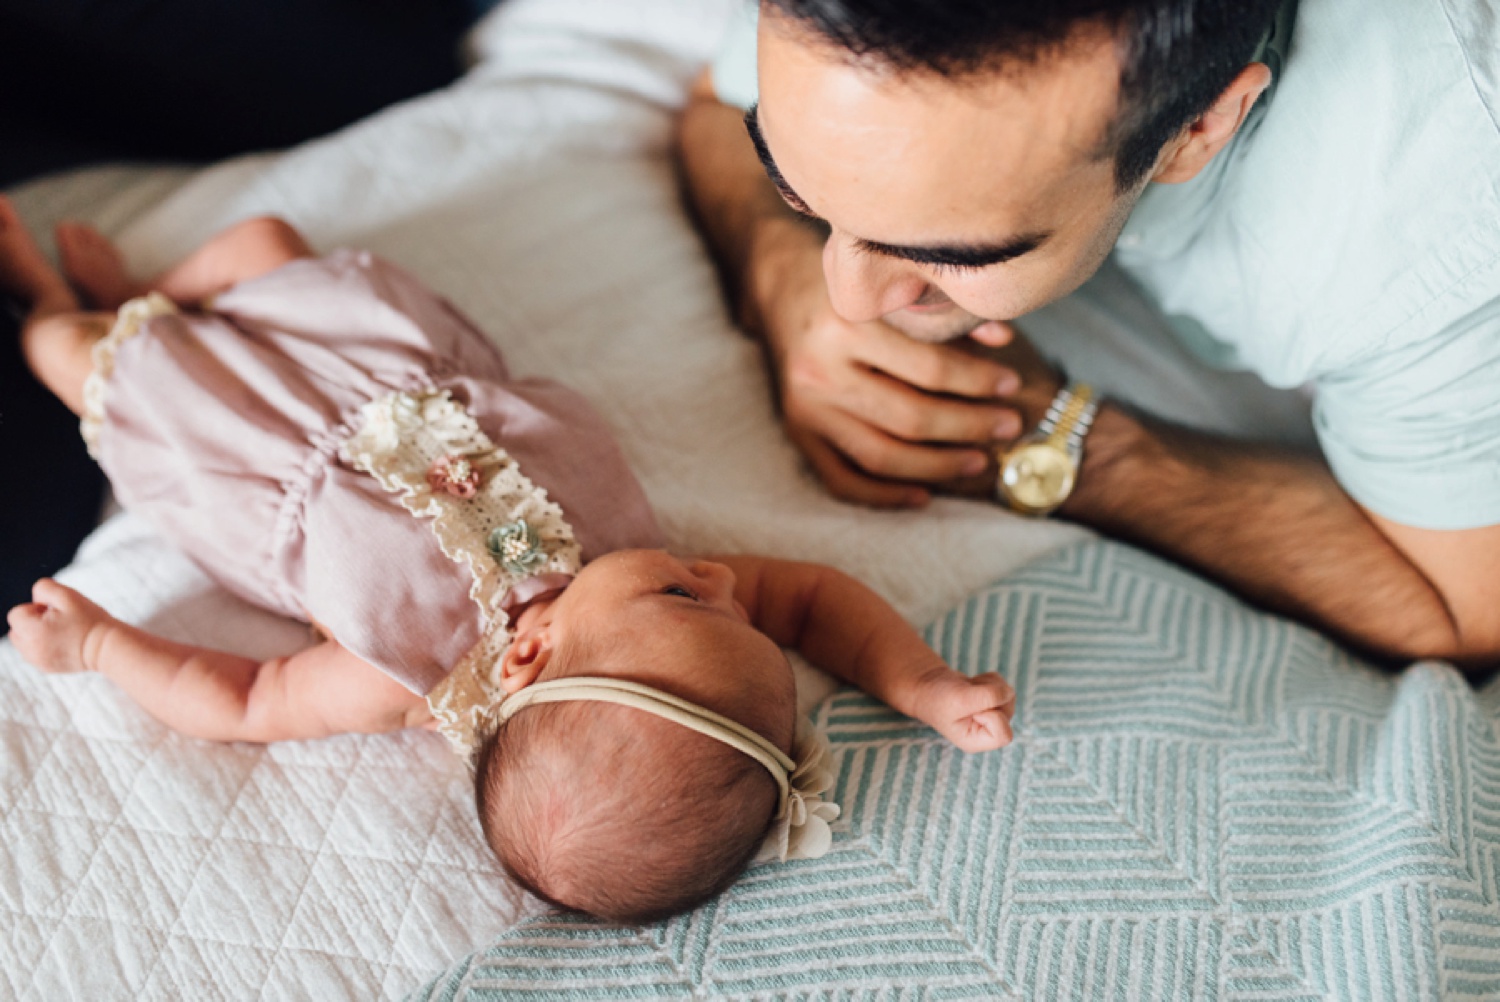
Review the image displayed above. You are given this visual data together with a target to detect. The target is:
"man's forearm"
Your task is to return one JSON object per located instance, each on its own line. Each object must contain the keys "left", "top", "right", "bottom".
{"left": 676, "top": 80, "right": 807, "bottom": 335}
{"left": 1063, "top": 406, "right": 1471, "bottom": 664}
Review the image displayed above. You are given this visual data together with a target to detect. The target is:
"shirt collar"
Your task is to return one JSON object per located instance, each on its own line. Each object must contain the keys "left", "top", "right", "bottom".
{"left": 1114, "top": 0, "right": 1300, "bottom": 260}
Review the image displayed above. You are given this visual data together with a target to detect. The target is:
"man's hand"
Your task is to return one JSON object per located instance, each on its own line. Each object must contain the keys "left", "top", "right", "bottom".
{"left": 755, "top": 221, "right": 1032, "bottom": 506}
{"left": 679, "top": 69, "right": 1062, "bottom": 507}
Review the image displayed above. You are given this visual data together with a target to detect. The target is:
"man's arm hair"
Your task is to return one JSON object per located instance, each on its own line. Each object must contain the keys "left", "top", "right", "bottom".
{"left": 1066, "top": 406, "right": 1500, "bottom": 669}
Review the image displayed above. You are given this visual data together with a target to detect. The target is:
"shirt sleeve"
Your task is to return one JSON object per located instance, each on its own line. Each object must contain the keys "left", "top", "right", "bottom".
{"left": 1313, "top": 295, "right": 1500, "bottom": 530}
{"left": 709, "top": 1, "right": 759, "bottom": 110}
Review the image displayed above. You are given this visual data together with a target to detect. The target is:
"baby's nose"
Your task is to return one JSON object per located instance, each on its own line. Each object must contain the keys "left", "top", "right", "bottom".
{"left": 691, "top": 560, "right": 736, "bottom": 595}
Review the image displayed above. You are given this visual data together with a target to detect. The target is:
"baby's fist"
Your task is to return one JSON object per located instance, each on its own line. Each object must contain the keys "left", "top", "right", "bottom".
{"left": 7, "top": 579, "right": 109, "bottom": 675}
{"left": 920, "top": 670, "right": 1016, "bottom": 753}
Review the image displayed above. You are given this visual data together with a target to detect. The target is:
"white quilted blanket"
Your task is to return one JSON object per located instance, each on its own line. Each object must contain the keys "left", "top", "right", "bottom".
{"left": 2, "top": 1, "right": 1103, "bottom": 996}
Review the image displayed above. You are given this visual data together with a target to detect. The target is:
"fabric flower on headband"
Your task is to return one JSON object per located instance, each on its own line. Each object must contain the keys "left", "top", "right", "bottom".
{"left": 755, "top": 723, "right": 841, "bottom": 863}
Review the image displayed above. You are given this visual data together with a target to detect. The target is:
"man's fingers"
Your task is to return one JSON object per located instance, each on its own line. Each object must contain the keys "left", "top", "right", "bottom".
{"left": 968, "top": 321, "right": 1014, "bottom": 348}
{"left": 854, "top": 322, "right": 1020, "bottom": 399}
{"left": 817, "top": 408, "right": 996, "bottom": 484}
{"left": 796, "top": 433, "right": 929, "bottom": 508}
{"left": 849, "top": 369, "right": 1024, "bottom": 444}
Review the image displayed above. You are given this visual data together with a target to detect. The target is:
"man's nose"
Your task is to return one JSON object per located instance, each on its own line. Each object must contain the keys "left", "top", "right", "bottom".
{"left": 822, "top": 231, "right": 934, "bottom": 323}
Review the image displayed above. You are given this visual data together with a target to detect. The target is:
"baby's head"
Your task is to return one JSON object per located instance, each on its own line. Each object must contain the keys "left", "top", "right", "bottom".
{"left": 473, "top": 550, "right": 799, "bottom": 923}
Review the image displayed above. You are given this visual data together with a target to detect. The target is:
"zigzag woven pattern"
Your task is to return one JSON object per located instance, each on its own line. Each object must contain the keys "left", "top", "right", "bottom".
{"left": 412, "top": 541, "right": 1500, "bottom": 1000}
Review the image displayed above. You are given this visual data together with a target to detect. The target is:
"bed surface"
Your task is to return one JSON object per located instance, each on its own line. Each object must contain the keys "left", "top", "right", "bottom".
{"left": 2, "top": 0, "right": 1495, "bottom": 997}
{"left": 417, "top": 542, "right": 1500, "bottom": 1000}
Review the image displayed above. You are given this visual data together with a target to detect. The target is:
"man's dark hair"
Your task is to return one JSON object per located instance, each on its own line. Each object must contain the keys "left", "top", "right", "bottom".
{"left": 763, "top": 0, "right": 1281, "bottom": 189}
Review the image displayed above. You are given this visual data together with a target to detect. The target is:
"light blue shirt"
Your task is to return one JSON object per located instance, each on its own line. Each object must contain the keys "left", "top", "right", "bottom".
{"left": 711, "top": 0, "right": 1500, "bottom": 530}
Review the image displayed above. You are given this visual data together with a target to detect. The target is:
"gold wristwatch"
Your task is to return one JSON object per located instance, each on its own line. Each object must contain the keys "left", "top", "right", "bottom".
{"left": 995, "top": 382, "right": 1098, "bottom": 516}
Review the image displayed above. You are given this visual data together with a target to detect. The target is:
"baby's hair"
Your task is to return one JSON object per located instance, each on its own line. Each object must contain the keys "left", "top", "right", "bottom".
{"left": 474, "top": 696, "right": 780, "bottom": 924}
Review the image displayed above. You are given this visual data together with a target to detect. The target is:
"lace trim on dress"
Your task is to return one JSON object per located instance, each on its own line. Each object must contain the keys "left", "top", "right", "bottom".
{"left": 339, "top": 388, "right": 582, "bottom": 758}
{"left": 79, "top": 293, "right": 179, "bottom": 459}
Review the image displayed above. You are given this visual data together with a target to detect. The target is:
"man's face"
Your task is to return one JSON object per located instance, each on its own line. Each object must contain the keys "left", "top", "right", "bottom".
{"left": 754, "top": 12, "right": 1145, "bottom": 343}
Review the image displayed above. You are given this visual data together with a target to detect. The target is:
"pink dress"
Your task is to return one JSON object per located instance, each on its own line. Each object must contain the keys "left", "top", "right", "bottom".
{"left": 83, "top": 250, "right": 663, "bottom": 697}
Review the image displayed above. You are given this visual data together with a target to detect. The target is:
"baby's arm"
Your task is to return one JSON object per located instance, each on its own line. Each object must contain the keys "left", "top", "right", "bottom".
{"left": 7, "top": 579, "right": 428, "bottom": 742}
{"left": 713, "top": 556, "right": 1014, "bottom": 752}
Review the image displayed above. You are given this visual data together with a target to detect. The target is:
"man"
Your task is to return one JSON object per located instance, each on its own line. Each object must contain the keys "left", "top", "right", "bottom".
{"left": 676, "top": 0, "right": 1500, "bottom": 666}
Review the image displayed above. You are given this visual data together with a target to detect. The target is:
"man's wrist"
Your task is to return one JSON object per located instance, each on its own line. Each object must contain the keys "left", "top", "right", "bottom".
{"left": 739, "top": 212, "right": 823, "bottom": 343}
{"left": 1057, "top": 400, "right": 1150, "bottom": 522}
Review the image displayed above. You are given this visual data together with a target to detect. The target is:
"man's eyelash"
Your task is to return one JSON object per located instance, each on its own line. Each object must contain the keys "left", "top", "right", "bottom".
{"left": 925, "top": 260, "right": 990, "bottom": 276}
{"left": 853, "top": 239, "right": 994, "bottom": 275}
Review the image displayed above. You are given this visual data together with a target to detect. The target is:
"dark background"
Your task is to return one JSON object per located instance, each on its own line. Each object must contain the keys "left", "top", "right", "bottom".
{"left": 0, "top": 0, "right": 490, "bottom": 626}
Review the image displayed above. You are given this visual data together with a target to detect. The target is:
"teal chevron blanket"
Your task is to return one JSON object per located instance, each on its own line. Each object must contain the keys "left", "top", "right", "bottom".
{"left": 411, "top": 541, "right": 1500, "bottom": 1000}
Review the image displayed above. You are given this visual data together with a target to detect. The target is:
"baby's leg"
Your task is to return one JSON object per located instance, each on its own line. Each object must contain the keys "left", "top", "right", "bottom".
{"left": 57, "top": 214, "right": 315, "bottom": 311}
{"left": 0, "top": 197, "right": 113, "bottom": 415}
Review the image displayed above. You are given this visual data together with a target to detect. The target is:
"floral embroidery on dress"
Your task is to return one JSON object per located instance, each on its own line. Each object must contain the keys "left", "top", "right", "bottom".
{"left": 340, "top": 388, "right": 581, "bottom": 757}
{"left": 426, "top": 454, "right": 482, "bottom": 498}
{"left": 487, "top": 519, "right": 547, "bottom": 575}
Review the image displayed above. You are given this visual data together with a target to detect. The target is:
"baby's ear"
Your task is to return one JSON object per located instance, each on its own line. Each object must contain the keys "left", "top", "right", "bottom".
{"left": 500, "top": 629, "right": 552, "bottom": 693}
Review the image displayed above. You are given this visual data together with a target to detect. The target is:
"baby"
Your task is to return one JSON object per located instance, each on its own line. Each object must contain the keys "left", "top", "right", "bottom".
{"left": 1, "top": 201, "right": 1015, "bottom": 923}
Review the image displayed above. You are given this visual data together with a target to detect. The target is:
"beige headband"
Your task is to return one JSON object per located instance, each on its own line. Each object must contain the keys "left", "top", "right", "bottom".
{"left": 497, "top": 676, "right": 841, "bottom": 861}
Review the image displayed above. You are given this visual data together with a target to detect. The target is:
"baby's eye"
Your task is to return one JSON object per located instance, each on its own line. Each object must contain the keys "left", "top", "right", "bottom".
{"left": 662, "top": 585, "right": 698, "bottom": 600}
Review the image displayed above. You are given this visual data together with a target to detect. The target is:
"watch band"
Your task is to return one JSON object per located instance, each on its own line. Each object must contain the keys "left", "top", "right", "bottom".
{"left": 1037, "top": 383, "right": 1098, "bottom": 460}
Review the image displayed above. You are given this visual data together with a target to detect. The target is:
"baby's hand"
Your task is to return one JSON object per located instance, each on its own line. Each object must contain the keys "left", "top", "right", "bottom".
{"left": 6, "top": 579, "right": 110, "bottom": 675}
{"left": 913, "top": 668, "right": 1016, "bottom": 753}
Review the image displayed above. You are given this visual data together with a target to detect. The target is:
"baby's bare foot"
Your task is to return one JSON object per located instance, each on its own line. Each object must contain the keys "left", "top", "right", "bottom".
{"left": 0, "top": 197, "right": 75, "bottom": 311}
{"left": 56, "top": 222, "right": 138, "bottom": 310}
{"left": 6, "top": 579, "right": 112, "bottom": 674}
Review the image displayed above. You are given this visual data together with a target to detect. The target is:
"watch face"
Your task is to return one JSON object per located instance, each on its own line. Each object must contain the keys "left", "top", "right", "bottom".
{"left": 1000, "top": 443, "right": 1075, "bottom": 511}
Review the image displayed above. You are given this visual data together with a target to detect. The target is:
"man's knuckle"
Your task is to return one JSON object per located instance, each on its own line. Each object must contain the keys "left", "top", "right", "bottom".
{"left": 814, "top": 459, "right": 862, "bottom": 499}
{"left": 782, "top": 354, "right": 818, "bottom": 387}
{"left": 888, "top": 398, "right": 931, "bottom": 439}
{"left": 834, "top": 432, "right": 885, "bottom": 473}
{"left": 822, "top": 317, "right": 859, "bottom": 348}
{"left": 903, "top": 352, "right": 943, "bottom": 388}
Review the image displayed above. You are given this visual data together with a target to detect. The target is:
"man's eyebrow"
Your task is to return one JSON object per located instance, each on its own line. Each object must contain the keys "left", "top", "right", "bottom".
{"left": 745, "top": 104, "right": 1049, "bottom": 269}
{"left": 744, "top": 105, "right": 818, "bottom": 218}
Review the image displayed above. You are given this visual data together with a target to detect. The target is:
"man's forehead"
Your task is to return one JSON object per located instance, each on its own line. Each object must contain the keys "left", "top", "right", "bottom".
{"left": 753, "top": 21, "right": 1122, "bottom": 247}
{"left": 755, "top": 14, "right": 1123, "bottom": 160}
